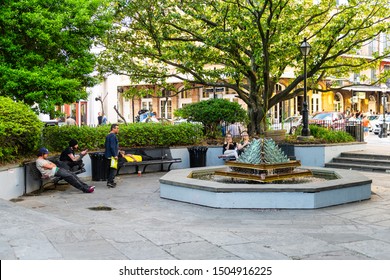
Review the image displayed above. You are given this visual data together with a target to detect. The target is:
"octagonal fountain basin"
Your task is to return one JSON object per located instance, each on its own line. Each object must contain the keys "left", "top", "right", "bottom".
{"left": 159, "top": 166, "right": 372, "bottom": 209}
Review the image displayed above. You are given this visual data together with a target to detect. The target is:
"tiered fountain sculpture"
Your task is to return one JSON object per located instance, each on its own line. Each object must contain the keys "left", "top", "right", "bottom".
{"left": 214, "top": 138, "right": 312, "bottom": 182}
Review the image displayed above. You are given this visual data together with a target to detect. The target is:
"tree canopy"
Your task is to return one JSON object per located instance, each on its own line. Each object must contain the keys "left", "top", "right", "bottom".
{"left": 98, "top": 0, "right": 390, "bottom": 134}
{"left": 0, "top": 0, "right": 113, "bottom": 115}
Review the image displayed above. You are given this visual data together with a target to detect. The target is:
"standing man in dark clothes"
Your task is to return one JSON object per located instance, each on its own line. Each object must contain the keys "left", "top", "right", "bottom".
{"left": 105, "top": 124, "right": 119, "bottom": 188}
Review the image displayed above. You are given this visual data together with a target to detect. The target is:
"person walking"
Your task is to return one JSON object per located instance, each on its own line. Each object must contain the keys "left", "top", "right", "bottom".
{"left": 36, "top": 148, "right": 94, "bottom": 193}
{"left": 105, "top": 124, "right": 119, "bottom": 188}
{"left": 362, "top": 114, "right": 370, "bottom": 138}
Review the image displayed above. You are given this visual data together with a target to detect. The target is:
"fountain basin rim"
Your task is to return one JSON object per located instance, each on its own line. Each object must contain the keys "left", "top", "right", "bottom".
{"left": 159, "top": 166, "right": 372, "bottom": 193}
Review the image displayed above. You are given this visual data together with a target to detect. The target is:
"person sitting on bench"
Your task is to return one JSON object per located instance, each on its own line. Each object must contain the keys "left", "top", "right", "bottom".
{"left": 60, "top": 139, "right": 88, "bottom": 171}
{"left": 218, "top": 133, "right": 238, "bottom": 160}
{"left": 118, "top": 150, "right": 142, "bottom": 167}
{"left": 36, "top": 147, "right": 94, "bottom": 193}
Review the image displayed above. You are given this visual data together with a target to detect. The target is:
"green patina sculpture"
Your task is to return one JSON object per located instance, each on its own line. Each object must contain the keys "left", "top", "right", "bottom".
{"left": 237, "top": 138, "right": 289, "bottom": 164}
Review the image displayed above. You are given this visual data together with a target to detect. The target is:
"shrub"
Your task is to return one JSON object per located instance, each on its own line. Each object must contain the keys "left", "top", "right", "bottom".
{"left": 174, "top": 99, "right": 248, "bottom": 138}
{"left": 42, "top": 122, "right": 204, "bottom": 152}
{"left": 309, "top": 125, "right": 355, "bottom": 143}
{"left": 289, "top": 125, "right": 355, "bottom": 143}
{"left": 0, "top": 96, "right": 43, "bottom": 163}
{"left": 42, "top": 125, "right": 107, "bottom": 152}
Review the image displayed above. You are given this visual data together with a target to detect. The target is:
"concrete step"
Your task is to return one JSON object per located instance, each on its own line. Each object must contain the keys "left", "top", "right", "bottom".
{"left": 340, "top": 152, "right": 390, "bottom": 161}
{"left": 325, "top": 162, "right": 390, "bottom": 173}
{"left": 332, "top": 157, "right": 390, "bottom": 167}
{"left": 327, "top": 150, "right": 390, "bottom": 173}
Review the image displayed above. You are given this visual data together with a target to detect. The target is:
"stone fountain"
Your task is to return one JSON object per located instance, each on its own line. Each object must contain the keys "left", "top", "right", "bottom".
{"left": 159, "top": 139, "right": 372, "bottom": 209}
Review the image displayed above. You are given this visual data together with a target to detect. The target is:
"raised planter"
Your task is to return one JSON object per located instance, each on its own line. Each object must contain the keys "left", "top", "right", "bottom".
{"left": 264, "top": 129, "right": 287, "bottom": 142}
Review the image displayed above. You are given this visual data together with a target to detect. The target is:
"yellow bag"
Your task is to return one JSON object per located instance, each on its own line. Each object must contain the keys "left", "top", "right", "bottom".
{"left": 124, "top": 155, "right": 142, "bottom": 162}
{"left": 110, "top": 157, "right": 118, "bottom": 169}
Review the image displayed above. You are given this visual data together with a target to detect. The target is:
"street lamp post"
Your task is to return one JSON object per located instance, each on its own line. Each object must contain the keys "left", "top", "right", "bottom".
{"left": 300, "top": 38, "right": 311, "bottom": 137}
{"left": 380, "top": 85, "right": 387, "bottom": 138}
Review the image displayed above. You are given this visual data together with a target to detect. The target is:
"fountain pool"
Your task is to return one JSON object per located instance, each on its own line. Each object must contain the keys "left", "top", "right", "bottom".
{"left": 159, "top": 166, "right": 372, "bottom": 209}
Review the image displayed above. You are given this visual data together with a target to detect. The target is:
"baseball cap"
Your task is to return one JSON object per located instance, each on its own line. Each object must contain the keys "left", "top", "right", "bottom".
{"left": 39, "top": 147, "right": 49, "bottom": 154}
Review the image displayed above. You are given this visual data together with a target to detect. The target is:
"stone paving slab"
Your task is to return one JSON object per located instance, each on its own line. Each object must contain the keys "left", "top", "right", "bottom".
{"left": 1, "top": 135, "right": 390, "bottom": 260}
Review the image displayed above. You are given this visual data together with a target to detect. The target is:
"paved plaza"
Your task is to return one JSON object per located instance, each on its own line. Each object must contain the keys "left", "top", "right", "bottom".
{"left": 1, "top": 134, "right": 390, "bottom": 260}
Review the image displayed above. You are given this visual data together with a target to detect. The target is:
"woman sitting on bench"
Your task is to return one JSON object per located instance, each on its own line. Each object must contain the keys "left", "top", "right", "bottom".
{"left": 218, "top": 133, "right": 238, "bottom": 160}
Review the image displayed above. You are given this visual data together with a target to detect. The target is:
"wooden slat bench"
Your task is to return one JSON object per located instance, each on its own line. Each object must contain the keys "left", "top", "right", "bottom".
{"left": 23, "top": 156, "right": 85, "bottom": 194}
{"left": 116, "top": 147, "right": 182, "bottom": 175}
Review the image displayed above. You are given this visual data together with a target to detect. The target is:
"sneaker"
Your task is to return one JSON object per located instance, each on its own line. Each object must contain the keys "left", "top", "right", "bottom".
{"left": 107, "top": 182, "right": 116, "bottom": 188}
{"left": 86, "top": 186, "right": 95, "bottom": 193}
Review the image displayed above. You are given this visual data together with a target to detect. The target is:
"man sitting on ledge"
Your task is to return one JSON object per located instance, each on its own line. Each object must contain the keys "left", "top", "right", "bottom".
{"left": 36, "top": 147, "right": 95, "bottom": 193}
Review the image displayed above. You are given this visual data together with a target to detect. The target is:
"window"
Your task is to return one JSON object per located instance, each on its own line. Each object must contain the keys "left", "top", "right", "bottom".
{"left": 202, "top": 87, "right": 210, "bottom": 98}
{"left": 275, "top": 84, "right": 283, "bottom": 93}
{"left": 371, "top": 68, "right": 377, "bottom": 83}
{"left": 353, "top": 73, "right": 361, "bottom": 84}
{"left": 334, "top": 92, "right": 343, "bottom": 112}
{"left": 141, "top": 99, "right": 153, "bottom": 111}
{"left": 203, "top": 87, "right": 224, "bottom": 99}
{"left": 311, "top": 89, "right": 321, "bottom": 113}
{"left": 160, "top": 99, "right": 172, "bottom": 119}
{"left": 179, "top": 88, "right": 192, "bottom": 108}
{"left": 181, "top": 90, "right": 190, "bottom": 99}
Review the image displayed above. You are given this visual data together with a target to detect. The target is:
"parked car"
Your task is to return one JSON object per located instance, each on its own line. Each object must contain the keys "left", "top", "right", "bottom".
{"left": 42, "top": 120, "right": 59, "bottom": 127}
{"left": 372, "top": 115, "right": 390, "bottom": 135}
{"left": 42, "top": 120, "right": 65, "bottom": 127}
{"left": 310, "top": 112, "right": 346, "bottom": 130}
{"left": 271, "top": 116, "right": 302, "bottom": 134}
{"left": 367, "top": 115, "right": 379, "bottom": 132}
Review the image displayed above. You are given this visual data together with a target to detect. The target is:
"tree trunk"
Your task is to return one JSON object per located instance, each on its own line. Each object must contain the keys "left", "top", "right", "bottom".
{"left": 114, "top": 105, "right": 127, "bottom": 125}
{"left": 247, "top": 104, "right": 266, "bottom": 136}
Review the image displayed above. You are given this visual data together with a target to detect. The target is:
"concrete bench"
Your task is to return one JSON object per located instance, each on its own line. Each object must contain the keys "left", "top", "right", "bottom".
{"left": 117, "top": 147, "right": 182, "bottom": 175}
{"left": 23, "top": 156, "right": 85, "bottom": 194}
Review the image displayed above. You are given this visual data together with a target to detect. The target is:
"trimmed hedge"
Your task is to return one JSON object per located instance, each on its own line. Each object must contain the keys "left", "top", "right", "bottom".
{"left": 0, "top": 96, "right": 43, "bottom": 163}
{"left": 42, "top": 122, "right": 204, "bottom": 153}
{"left": 309, "top": 125, "right": 355, "bottom": 143}
{"left": 289, "top": 124, "right": 355, "bottom": 143}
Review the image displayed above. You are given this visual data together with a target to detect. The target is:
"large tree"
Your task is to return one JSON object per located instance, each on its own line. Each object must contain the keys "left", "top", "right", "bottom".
{"left": 98, "top": 0, "right": 390, "bottom": 134}
{"left": 0, "top": 0, "right": 113, "bottom": 115}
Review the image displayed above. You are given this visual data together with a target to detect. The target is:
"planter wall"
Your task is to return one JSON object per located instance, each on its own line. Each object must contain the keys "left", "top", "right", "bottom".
{"left": 294, "top": 142, "right": 367, "bottom": 167}
{"left": 264, "top": 130, "right": 287, "bottom": 142}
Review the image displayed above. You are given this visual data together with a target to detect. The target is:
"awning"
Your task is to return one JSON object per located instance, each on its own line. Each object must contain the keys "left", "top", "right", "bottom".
{"left": 342, "top": 85, "right": 389, "bottom": 93}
